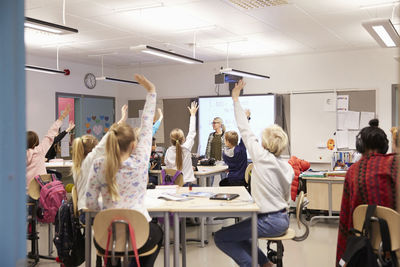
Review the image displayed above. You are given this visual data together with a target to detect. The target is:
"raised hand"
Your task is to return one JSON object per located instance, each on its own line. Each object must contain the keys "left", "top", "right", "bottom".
{"left": 157, "top": 108, "right": 163, "bottom": 120}
{"left": 134, "top": 74, "right": 155, "bottom": 93}
{"left": 58, "top": 104, "right": 71, "bottom": 121}
{"left": 66, "top": 121, "right": 75, "bottom": 133}
{"left": 245, "top": 109, "right": 251, "bottom": 119}
{"left": 187, "top": 101, "right": 199, "bottom": 116}
{"left": 231, "top": 79, "right": 245, "bottom": 102}
{"left": 118, "top": 104, "right": 128, "bottom": 124}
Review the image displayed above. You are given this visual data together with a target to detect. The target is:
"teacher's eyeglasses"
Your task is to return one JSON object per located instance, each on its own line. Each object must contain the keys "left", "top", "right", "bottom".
{"left": 211, "top": 122, "right": 220, "bottom": 125}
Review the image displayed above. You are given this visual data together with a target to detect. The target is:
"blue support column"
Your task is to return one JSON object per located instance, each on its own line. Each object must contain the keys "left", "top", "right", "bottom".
{"left": 0, "top": 0, "right": 26, "bottom": 266}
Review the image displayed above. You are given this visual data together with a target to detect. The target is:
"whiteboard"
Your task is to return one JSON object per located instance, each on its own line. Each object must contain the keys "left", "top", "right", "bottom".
{"left": 290, "top": 92, "right": 336, "bottom": 163}
{"left": 198, "top": 95, "right": 275, "bottom": 156}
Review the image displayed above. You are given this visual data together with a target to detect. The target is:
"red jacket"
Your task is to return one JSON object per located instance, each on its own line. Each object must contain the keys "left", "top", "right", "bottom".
{"left": 336, "top": 153, "right": 398, "bottom": 265}
{"left": 288, "top": 156, "right": 310, "bottom": 201}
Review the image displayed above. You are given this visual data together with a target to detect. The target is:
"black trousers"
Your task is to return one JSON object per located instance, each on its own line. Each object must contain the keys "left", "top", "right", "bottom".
{"left": 219, "top": 178, "right": 246, "bottom": 187}
{"left": 100, "top": 222, "right": 164, "bottom": 267}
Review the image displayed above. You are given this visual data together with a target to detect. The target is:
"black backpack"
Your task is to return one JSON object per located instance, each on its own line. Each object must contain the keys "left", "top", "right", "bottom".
{"left": 53, "top": 200, "right": 85, "bottom": 267}
{"left": 340, "top": 205, "right": 398, "bottom": 267}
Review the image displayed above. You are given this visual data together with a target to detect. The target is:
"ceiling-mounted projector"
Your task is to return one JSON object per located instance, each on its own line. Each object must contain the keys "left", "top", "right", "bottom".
{"left": 214, "top": 73, "right": 242, "bottom": 84}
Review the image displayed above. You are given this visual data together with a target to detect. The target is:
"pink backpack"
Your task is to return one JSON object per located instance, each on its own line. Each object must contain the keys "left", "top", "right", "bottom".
{"left": 34, "top": 174, "right": 67, "bottom": 223}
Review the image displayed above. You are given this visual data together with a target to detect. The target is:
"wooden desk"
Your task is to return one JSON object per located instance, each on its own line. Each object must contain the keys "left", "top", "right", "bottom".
{"left": 302, "top": 176, "right": 345, "bottom": 225}
{"left": 83, "top": 186, "right": 260, "bottom": 267}
{"left": 149, "top": 165, "right": 228, "bottom": 186}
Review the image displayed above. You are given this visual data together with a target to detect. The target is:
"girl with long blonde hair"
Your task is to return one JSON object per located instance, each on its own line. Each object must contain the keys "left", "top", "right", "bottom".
{"left": 85, "top": 75, "right": 163, "bottom": 266}
{"left": 165, "top": 101, "right": 199, "bottom": 185}
{"left": 71, "top": 105, "right": 127, "bottom": 211}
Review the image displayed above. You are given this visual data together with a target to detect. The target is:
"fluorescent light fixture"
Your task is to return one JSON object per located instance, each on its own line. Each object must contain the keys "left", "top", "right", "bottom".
{"left": 24, "top": 17, "right": 78, "bottom": 35}
{"left": 362, "top": 19, "right": 400, "bottom": 47}
{"left": 25, "top": 65, "right": 68, "bottom": 75}
{"left": 96, "top": 76, "right": 139, "bottom": 85}
{"left": 220, "top": 68, "right": 270, "bottom": 79}
{"left": 131, "top": 45, "right": 204, "bottom": 64}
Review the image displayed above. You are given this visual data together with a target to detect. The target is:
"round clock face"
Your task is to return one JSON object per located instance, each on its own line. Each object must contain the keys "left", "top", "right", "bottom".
{"left": 84, "top": 73, "right": 96, "bottom": 89}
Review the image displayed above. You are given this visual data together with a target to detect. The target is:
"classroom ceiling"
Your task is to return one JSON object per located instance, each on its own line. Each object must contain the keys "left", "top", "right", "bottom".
{"left": 25, "top": 0, "right": 400, "bottom": 67}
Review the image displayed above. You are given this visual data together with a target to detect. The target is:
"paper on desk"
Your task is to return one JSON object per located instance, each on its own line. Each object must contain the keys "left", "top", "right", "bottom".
{"left": 336, "top": 130, "right": 349, "bottom": 148}
{"left": 337, "top": 95, "right": 349, "bottom": 112}
{"left": 61, "top": 138, "right": 70, "bottom": 157}
{"left": 360, "top": 112, "right": 375, "bottom": 128}
{"left": 348, "top": 130, "right": 359, "bottom": 150}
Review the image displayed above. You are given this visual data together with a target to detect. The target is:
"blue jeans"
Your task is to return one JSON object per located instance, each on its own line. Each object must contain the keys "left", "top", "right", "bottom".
{"left": 214, "top": 210, "right": 289, "bottom": 267}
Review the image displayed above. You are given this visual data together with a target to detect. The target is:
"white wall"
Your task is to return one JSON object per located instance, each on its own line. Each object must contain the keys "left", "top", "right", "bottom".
{"left": 27, "top": 48, "right": 399, "bottom": 144}
{"left": 117, "top": 48, "right": 399, "bottom": 139}
{"left": 26, "top": 54, "right": 122, "bottom": 139}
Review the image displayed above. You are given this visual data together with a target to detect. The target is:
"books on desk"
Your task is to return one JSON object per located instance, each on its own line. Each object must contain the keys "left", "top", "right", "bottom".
{"left": 301, "top": 170, "right": 347, "bottom": 178}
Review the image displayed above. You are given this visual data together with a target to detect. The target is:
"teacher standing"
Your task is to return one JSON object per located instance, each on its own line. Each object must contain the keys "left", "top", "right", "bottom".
{"left": 205, "top": 117, "right": 225, "bottom": 160}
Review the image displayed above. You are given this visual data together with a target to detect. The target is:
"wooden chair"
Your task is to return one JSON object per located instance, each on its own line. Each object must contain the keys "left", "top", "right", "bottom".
{"left": 27, "top": 174, "right": 57, "bottom": 266}
{"left": 353, "top": 205, "right": 400, "bottom": 263}
{"left": 244, "top": 163, "right": 253, "bottom": 193}
{"left": 258, "top": 191, "right": 310, "bottom": 267}
{"left": 162, "top": 168, "right": 184, "bottom": 186}
{"left": 93, "top": 209, "right": 158, "bottom": 267}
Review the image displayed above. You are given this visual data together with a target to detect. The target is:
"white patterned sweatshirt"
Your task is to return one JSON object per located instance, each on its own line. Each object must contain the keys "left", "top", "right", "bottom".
{"left": 85, "top": 92, "right": 156, "bottom": 221}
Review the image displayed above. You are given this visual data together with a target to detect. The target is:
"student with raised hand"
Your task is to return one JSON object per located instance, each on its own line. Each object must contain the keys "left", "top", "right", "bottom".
{"left": 86, "top": 75, "right": 162, "bottom": 266}
{"left": 214, "top": 80, "right": 294, "bottom": 267}
{"left": 72, "top": 105, "right": 128, "bottom": 211}
{"left": 26, "top": 105, "right": 71, "bottom": 189}
{"left": 164, "top": 101, "right": 199, "bottom": 186}
{"left": 336, "top": 119, "right": 398, "bottom": 265}
{"left": 45, "top": 120, "right": 75, "bottom": 161}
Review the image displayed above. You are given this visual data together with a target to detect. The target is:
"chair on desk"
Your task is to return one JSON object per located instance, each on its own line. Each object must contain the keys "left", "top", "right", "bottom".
{"left": 259, "top": 191, "right": 310, "bottom": 267}
{"left": 93, "top": 209, "right": 158, "bottom": 267}
{"left": 161, "top": 168, "right": 184, "bottom": 186}
{"left": 244, "top": 163, "right": 253, "bottom": 193}
{"left": 353, "top": 205, "right": 400, "bottom": 265}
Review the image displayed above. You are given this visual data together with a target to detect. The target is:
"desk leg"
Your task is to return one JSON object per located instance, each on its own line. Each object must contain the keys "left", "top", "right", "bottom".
{"left": 251, "top": 212, "right": 258, "bottom": 267}
{"left": 174, "top": 213, "right": 180, "bottom": 267}
{"left": 164, "top": 211, "right": 170, "bottom": 267}
{"left": 85, "top": 212, "right": 92, "bottom": 267}
{"left": 201, "top": 217, "right": 205, "bottom": 247}
{"left": 328, "top": 181, "right": 332, "bottom": 216}
{"left": 181, "top": 217, "right": 187, "bottom": 267}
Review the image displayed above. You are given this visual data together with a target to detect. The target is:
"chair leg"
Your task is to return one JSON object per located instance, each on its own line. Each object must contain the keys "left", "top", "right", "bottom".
{"left": 277, "top": 241, "right": 284, "bottom": 267}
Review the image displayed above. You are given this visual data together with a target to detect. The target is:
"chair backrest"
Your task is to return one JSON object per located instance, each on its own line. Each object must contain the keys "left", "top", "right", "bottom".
{"left": 353, "top": 205, "right": 400, "bottom": 251}
{"left": 162, "top": 168, "right": 184, "bottom": 186}
{"left": 244, "top": 163, "right": 253, "bottom": 184}
{"left": 293, "top": 191, "right": 310, "bottom": 241}
{"left": 28, "top": 174, "right": 53, "bottom": 200}
{"left": 71, "top": 185, "right": 78, "bottom": 217}
{"left": 93, "top": 209, "right": 150, "bottom": 252}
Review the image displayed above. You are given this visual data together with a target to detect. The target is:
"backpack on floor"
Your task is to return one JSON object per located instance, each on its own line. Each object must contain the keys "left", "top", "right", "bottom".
{"left": 54, "top": 200, "right": 85, "bottom": 267}
{"left": 339, "top": 205, "right": 398, "bottom": 267}
{"left": 35, "top": 174, "right": 66, "bottom": 223}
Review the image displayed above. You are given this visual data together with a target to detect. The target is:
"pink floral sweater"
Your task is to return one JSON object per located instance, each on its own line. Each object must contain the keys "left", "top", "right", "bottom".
{"left": 85, "top": 93, "right": 156, "bottom": 221}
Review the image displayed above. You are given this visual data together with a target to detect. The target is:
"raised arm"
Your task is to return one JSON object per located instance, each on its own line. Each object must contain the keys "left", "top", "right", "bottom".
{"left": 36, "top": 105, "right": 70, "bottom": 155}
{"left": 182, "top": 101, "right": 198, "bottom": 150}
{"left": 84, "top": 105, "right": 128, "bottom": 167}
{"left": 232, "top": 81, "right": 266, "bottom": 161}
{"left": 134, "top": 74, "right": 157, "bottom": 162}
{"left": 152, "top": 108, "right": 163, "bottom": 136}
